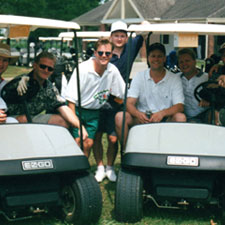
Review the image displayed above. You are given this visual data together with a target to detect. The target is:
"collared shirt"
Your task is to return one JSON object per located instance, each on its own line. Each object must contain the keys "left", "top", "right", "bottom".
{"left": 180, "top": 71, "right": 209, "bottom": 118}
{"left": 65, "top": 58, "right": 125, "bottom": 109}
{"left": 6, "top": 71, "right": 66, "bottom": 116}
{"left": 128, "top": 68, "right": 184, "bottom": 113}
{"left": 110, "top": 35, "right": 144, "bottom": 81}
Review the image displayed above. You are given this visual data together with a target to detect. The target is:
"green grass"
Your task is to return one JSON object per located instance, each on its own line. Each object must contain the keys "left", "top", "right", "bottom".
{"left": 1, "top": 66, "right": 221, "bottom": 225}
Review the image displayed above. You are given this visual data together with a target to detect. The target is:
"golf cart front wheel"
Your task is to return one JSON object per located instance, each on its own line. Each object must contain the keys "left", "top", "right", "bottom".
{"left": 61, "top": 173, "right": 102, "bottom": 225}
{"left": 115, "top": 168, "right": 143, "bottom": 222}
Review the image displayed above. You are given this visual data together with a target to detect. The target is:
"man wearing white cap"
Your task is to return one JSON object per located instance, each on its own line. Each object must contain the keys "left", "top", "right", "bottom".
{"left": 93, "top": 20, "right": 144, "bottom": 182}
{"left": 0, "top": 43, "right": 18, "bottom": 123}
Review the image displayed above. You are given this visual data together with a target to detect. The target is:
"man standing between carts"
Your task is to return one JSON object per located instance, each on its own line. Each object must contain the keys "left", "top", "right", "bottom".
{"left": 93, "top": 20, "right": 144, "bottom": 182}
{"left": 65, "top": 37, "right": 125, "bottom": 160}
{"left": 115, "top": 42, "right": 186, "bottom": 147}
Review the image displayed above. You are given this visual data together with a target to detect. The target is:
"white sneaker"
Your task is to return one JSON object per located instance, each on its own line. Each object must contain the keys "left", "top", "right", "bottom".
{"left": 95, "top": 169, "right": 106, "bottom": 182}
{"left": 106, "top": 168, "right": 117, "bottom": 182}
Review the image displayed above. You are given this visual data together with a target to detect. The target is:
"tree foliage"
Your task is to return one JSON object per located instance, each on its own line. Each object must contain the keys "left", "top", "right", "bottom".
{"left": 0, "top": 0, "right": 100, "bottom": 37}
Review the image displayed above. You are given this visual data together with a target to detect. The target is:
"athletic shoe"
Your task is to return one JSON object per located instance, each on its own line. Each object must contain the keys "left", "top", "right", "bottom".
{"left": 106, "top": 168, "right": 117, "bottom": 182}
{"left": 219, "top": 108, "right": 225, "bottom": 126}
{"left": 95, "top": 169, "right": 106, "bottom": 183}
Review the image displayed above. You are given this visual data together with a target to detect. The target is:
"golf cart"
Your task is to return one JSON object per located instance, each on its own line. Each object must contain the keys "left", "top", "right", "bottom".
{"left": 115, "top": 23, "right": 225, "bottom": 223}
{"left": 0, "top": 15, "right": 102, "bottom": 224}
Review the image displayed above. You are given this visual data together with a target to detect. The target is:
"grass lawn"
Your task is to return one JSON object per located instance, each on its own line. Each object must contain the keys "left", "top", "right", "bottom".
{"left": 1, "top": 66, "right": 221, "bottom": 225}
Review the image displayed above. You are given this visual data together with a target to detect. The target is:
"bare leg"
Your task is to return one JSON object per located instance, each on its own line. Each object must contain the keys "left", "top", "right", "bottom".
{"left": 115, "top": 111, "right": 133, "bottom": 148}
{"left": 48, "top": 114, "right": 69, "bottom": 128}
{"left": 75, "top": 137, "right": 93, "bottom": 158}
{"left": 107, "top": 135, "right": 118, "bottom": 166}
{"left": 93, "top": 132, "right": 104, "bottom": 166}
{"left": 16, "top": 115, "right": 28, "bottom": 123}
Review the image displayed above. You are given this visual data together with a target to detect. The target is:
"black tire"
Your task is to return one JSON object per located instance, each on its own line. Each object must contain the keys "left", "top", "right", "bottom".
{"left": 115, "top": 168, "right": 143, "bottom": 222}
{"left": 61, "top": 173, "right": 102, "bottom": 225}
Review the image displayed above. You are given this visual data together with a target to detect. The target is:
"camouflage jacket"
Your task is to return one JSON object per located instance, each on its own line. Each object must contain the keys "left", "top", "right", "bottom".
{"left": 4, "top": 71, "right": 66, "bottom": 116}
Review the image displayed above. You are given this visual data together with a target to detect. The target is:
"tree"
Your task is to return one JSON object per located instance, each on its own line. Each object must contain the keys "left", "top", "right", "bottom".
{"left": 0, "top": 0, "right": 101, "bottom": 37}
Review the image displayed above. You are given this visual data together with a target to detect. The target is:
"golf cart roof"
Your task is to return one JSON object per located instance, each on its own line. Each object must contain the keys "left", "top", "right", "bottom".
{"left": 0, "top": 14, "right": 80, "bottom": 38}
{"left": 59, "top": 31, "right": 110, "bottom": 39}
{"left": 59, "top": 31, "right": 136, "bottom": 39}
{"left": 128, "top": 23, "right": 225, "bottom": 35}
{"left": 39, "top": 37, "right": 73, "bottom": 41}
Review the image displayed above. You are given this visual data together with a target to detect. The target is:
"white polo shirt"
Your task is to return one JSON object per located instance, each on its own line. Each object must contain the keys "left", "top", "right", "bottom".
{"left": 128, "top": 68, "right": 184, "bottom": 113}
{"left": 65, "top": 58, "right": 125, "bottom": 109}
{"left": 180, "top": 71, "right": 209, "bottom": 118}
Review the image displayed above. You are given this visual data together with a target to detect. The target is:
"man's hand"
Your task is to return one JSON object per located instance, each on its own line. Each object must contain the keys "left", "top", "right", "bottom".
{"left": 208, "top": 64, "right": 220, "bottom": 78}
{"left": 0, "top": 109, "right": 7, "bottom": 123}
{"left": 149, "top": 111, "right": 165, "bottom": 123}
{"left": 218, "top": 75, "right": 225, "bottom": 88}
{"left": 136, "top": 111, "right": 151, "bottom": 124}
{"left": 78, "top": 125, "right": 88, "bottom": 140}
{"left": 17, "top": 76, "right": 30, "bottom": 96}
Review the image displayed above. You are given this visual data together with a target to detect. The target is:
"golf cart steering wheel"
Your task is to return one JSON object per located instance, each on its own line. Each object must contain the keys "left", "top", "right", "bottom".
{"left": 194, "top": 80, "right": 225, "bottom": 107}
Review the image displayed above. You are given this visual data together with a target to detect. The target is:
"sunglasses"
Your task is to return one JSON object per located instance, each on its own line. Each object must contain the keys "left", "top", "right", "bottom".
{"left": 39, "top": 64, "right": 54, "bottom": 72}
{"left": 97, "top": 51, "right": 112, "bottom": 57}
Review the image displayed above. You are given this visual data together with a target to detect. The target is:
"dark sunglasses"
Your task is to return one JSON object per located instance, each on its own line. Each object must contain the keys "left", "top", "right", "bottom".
{"left": 39, "top": 64, "right": 54, "bottom": 72}
{"left": 97, "top": 51, "right": 112, "bottom": 57}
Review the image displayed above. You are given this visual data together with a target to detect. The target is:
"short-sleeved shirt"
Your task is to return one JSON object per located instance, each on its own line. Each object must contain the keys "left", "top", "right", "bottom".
{"left": 128, "top": 68, "right": 184, "bottom": 113}
{"left": 179, "top": 71, "right": 209, "bottom": 118}
{"left": 5, "top": 71, "right": 66, "bottom": 116}
{"left": 65, "top": 57, "right": 125, "bottom": 110}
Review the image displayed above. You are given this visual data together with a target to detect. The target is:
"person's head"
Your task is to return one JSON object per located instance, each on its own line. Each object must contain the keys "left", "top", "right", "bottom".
{"left": 177, "top": 48, "right": 197, "bottom": 76}
{"left": 0, "top": 43, "right": 18, "bottom": 76}
{"left": 147, "top": 43, "right": 166, "bottom": 70}
{"left": 110, "top": 20, "right": 128, "bottom": 49}
{"left": 94, "top": 38, "right": 113, "bottom": 67}
{"left": 219, "top": 43, "right": 225, "bottom": 64}
{"left": 33, "top": 51, "right": 56, "bottom": 83}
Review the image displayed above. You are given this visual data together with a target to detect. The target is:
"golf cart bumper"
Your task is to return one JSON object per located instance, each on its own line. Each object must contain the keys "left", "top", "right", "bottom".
{"left": 122, "top": 152, "right": 225, "bottom": 171}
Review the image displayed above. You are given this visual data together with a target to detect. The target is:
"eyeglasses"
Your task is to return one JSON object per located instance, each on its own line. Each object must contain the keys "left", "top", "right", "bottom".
{"left": 97, "top": 51, "right": 112, "bottom": 57}
{"left": 39, "top": 64, "right": 54, "bottom": 72}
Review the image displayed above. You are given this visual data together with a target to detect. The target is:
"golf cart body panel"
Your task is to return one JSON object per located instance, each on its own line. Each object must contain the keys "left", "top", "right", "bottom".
{"left": 0, "top": 124, "right": 89, "bottom": 176}
{"left": 123, "top": 123, "right": 225, "bottom": 171}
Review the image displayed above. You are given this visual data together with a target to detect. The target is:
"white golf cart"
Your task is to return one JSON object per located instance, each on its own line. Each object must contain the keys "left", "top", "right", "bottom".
{"left": 0, "top": 15, "right": 102, "bottom": 224}
{"left": 115, "top": 22, "right": 225, "bottom": 223}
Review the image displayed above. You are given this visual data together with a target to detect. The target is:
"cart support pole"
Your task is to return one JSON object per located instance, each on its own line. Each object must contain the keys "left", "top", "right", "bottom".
{"left": 74, "top": 30, "right": 84, "bottom": 151}
{"left": 120, "top": 32, "right": 133, "bottom": 160}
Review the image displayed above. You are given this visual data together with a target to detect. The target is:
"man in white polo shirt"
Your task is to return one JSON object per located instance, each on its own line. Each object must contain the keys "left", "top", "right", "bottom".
{"left": 65, "top": 38, "right": 125, "bottom": 165}
{"left": 115, "top": 42, "right": 186, "bottom": 147}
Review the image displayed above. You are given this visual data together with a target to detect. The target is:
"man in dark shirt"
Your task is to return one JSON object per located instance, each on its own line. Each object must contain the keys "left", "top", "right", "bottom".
{"left": 3, "top": 51, "right": 88, "bottom": 139}
{"left": 93, "top": 20, "right": 144, "bottom": 182}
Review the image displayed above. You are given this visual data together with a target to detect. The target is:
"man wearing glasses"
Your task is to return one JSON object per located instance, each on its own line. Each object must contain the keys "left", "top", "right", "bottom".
{"left": 65, "top": 38, "right": 125, "bottom": 162}
{"left": 2, "top": 51, "right": 88, "bottom": 139}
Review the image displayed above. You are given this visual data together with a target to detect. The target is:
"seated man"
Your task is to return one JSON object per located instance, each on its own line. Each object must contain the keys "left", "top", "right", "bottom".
{"left": 115, "top": 43, "right": 186, "bottom": 147}
{"left": 177, "top": 48, "right": 209, "bottom": 123}
{"left": 3, "top": 51, "right": 88, "bottom": 139}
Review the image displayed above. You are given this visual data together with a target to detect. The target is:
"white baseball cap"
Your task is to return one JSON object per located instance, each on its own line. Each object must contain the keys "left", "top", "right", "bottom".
{"left": 110, "top": 21, "right": 127, "bottom": 33}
